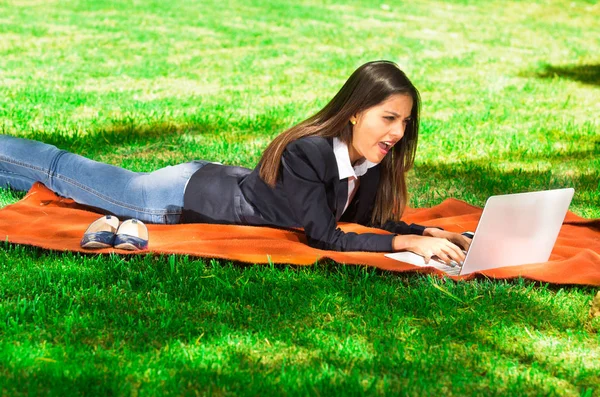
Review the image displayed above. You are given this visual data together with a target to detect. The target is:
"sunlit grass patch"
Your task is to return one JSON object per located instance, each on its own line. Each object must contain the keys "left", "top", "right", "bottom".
{"left": 0, "top": 187, "right": 23, "bottom": 207}
{"left": 1, "top": 0, "right": 599, "bottom": 395}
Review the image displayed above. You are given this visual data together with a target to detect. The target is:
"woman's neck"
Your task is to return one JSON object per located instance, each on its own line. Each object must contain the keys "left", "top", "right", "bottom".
{"left": 348, "top": 145, "right": 364, "bottom": 166}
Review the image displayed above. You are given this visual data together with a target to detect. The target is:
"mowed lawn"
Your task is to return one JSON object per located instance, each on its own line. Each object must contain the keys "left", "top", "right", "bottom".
{"left": 1, "top": 0, "right": 599, "bottom": 395}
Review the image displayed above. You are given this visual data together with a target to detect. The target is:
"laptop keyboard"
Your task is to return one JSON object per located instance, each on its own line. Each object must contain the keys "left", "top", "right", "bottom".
{"left": 384, "top": 250, "right": 468, "bottom": 276}
{"left": 427, "top": 260, "right": 462, "bottom": 276}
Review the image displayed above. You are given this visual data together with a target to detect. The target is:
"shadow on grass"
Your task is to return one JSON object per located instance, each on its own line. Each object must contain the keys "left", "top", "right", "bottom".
{"left": 23, "top": 119, "right": 204, "bottom": 154}
{"left": 1, "top": 107, "right": 599, "bottom": 392}
{"left": 0, "top": 243, "right": 593, "bottom": 340}
{"left": 18, "top": 110, "right": 291, "bottom": 165}
{"left": 533, "top": 63, "right": 600, "bottom": 86}
{"left": 411, "top": 138, "right": 600, "bottom": 213}
{"left": 1, "top": 242, "right": 596, "bottom": 394}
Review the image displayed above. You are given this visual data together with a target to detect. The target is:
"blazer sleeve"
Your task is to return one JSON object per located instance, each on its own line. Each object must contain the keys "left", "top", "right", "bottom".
{"left": 378, "top": 220, "right": 427, "bottom": 235}
{"left": 280, "top": 139, "right": 395, "bottom": 252}
{"left": 346, "top": 170, "right": 433, "bottom": 236}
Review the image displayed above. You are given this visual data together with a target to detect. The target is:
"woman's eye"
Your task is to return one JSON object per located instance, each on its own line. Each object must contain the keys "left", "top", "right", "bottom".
{"left": 384, "top": 116, "right": 395, "bottom": 121}
{"left": 403, "top": 118, "right": 412, "bottom": 124}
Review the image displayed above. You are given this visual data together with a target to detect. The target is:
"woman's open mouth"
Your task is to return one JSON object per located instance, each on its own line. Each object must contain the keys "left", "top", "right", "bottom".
{"left": 378, "top": 141, "right": 392, "bottom": 154}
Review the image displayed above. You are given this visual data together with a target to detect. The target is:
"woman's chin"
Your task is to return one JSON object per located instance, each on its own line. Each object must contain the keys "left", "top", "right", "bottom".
{"left": 355, "top": 147, "right": 387, "bottom": 164}
{"left": 368, "top": 151, "right": 388, "bottom": 163}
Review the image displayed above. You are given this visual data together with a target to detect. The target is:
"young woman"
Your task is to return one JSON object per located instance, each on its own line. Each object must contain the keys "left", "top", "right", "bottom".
{"left": 0, "top": 60, "right": 470, "bottom": 263}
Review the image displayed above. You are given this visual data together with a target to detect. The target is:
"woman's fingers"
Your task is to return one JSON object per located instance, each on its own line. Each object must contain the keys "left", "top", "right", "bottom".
{"left": 456, "top": 235, "right": 472, "bottom": 251}
{"left": 435, "top": 251, "right": 453, "bottom": 265}
{"left": 428, "top": 240, "right": 464, "bottom": 265}
{"left": 408, "top": 236, "right": 467, "bottom": 265}
{"left": 437, "top": 250, "right": 460, "bottom": 265}
{"left": 446, "top": 233, "right": 470, "bottom": 251}
{"left": 441, "top": 240, "right": 465, "bottom": 263}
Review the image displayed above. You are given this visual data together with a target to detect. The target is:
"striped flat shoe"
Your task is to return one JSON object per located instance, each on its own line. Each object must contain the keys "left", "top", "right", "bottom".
{"left": 80, "top": 215, "right": 120, "bottom": 249}
{"left": 113, "top": 219, "right": 149, "bottom": 251}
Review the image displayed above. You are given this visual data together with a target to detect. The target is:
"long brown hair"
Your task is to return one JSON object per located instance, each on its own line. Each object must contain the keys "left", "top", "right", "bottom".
{"left": 259, "top": 60, "right": 420, "bottom": 226}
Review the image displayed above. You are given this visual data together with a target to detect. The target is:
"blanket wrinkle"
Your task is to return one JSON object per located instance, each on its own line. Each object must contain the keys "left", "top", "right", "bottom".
{"left": 1, "top": 183, "right": 599, "bottom": 285}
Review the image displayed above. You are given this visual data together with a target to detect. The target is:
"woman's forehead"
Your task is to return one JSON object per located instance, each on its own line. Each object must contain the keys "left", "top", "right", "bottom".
{"left": 372, "top": 94, "right": 413, "bottom": 115}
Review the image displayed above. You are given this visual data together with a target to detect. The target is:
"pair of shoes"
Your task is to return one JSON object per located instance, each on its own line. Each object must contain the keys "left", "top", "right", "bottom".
{"left": 80, "top": 215, "right": 149, "bottom": 251}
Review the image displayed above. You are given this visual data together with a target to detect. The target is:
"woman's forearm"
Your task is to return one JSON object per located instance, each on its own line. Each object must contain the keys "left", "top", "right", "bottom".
{"left": 422, "top": 228, "right": 439, "bottom": 237}
{"left": 391, "top": 234, "right": 421, "bottom": 251}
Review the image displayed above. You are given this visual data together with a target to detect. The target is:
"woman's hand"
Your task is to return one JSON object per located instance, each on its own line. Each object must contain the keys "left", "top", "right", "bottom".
{"left": 392, "top": 234, "right": 466, "bottom": 265}
{"left": 423, "top": 228, "right": 472, "bottom": 252}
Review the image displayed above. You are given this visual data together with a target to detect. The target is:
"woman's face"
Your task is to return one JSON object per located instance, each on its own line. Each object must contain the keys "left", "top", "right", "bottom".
{"left": 348, "top": 94, "right": 413, "bottom": 165}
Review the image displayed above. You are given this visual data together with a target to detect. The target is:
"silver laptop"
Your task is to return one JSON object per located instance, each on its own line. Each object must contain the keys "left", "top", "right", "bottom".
{"left": 385, "top": 188, "right": 574, "bottom": 276}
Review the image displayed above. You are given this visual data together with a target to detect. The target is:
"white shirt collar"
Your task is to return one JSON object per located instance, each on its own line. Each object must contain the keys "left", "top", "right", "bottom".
{"left": 332, "top": 137, "right": 378, "bottom": 180}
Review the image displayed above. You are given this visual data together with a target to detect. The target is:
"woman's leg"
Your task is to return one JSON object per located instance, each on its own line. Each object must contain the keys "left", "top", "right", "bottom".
{"left": 0, "top": 135, "right": 208, "bottom": 224}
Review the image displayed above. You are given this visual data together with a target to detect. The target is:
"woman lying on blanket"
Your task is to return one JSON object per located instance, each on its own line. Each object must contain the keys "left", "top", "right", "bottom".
{"left": 0, "top": 60, "right": 471, "bottom": 263}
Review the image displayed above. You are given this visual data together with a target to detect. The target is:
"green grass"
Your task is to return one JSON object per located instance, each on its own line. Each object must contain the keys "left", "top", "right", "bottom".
{"left": 0, "top": 0, "right": 599, "bottom": 395}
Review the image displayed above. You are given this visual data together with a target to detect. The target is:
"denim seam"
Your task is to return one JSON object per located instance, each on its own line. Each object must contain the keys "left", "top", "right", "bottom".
{"left": 55, "top": 173, "right": 176, "bottom": 215}
{"left": 0, "top": 169, "right": 38, "bottom": 188}
{"left": 0, "top": 168, "right": 37, "bottom": 180}
{"left": 0, "top": 156, "right": 182, "bottom": 216}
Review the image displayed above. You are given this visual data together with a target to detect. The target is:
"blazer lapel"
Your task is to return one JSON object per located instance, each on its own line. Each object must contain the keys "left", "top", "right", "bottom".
{"left": 335, "top": 178, "right": 348, "bottom": 221}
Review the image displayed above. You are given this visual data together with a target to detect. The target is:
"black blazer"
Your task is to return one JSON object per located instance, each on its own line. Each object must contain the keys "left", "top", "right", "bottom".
{"left": 182, "top": 136, "right": 425, "bottom": 252}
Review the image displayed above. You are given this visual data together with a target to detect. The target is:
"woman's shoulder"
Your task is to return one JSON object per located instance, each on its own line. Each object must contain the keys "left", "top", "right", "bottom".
{"left": 285, "top": 135, "right": 333, "bottom": 156}
{"left": 282, "top": 136, "right": 337, "bottom": 180}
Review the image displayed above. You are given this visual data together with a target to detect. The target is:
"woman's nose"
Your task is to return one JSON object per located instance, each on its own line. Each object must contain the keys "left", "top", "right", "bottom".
{"left": 391, "top": 123, "right": 405, "bottom": 138}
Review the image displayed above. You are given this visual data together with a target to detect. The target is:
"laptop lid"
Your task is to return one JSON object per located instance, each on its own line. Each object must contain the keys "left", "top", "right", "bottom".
{"left": 460, "top": 188, "right": 574, "bottom": 275}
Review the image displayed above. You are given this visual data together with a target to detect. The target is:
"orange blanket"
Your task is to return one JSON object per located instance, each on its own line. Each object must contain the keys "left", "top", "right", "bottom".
{"left": 1, "top": 183, "right": 599, "bottom": 285}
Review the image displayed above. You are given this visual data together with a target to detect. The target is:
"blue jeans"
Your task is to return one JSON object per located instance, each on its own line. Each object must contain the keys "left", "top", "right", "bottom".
{"left": 0, "top": 135, "right": 209, "bottom": 224}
